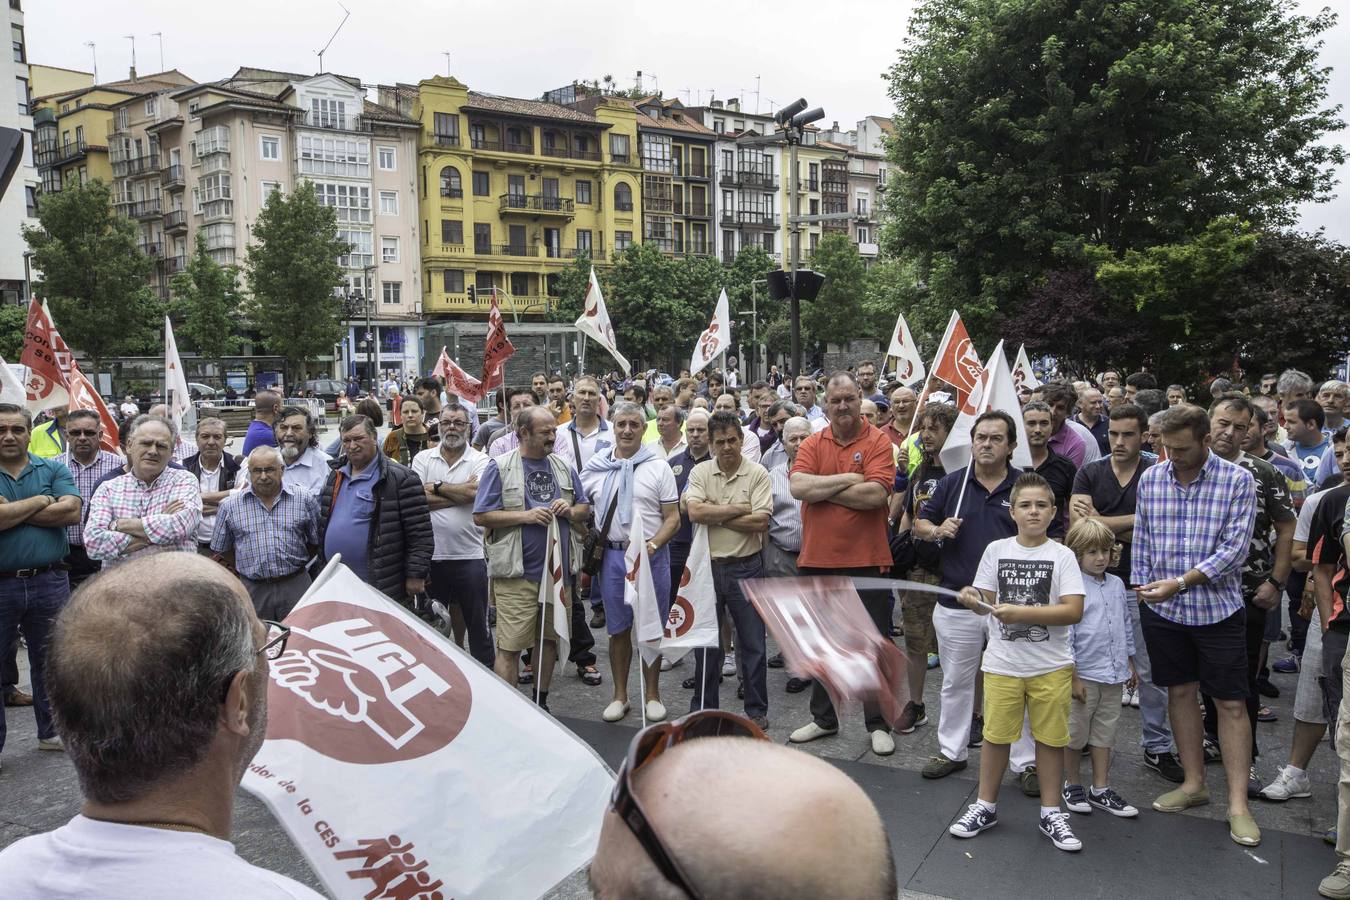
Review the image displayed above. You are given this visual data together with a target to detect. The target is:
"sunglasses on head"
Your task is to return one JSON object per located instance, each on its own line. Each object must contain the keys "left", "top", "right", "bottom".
{"left": 610, "top": 710, "right": 767, "bottom": 898}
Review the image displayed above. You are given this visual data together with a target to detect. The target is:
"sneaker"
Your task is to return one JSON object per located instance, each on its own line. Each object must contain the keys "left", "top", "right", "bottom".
{"left": 1018, "top": 766, "right": 1040, "bottom": 798}
{"left": 1326, "top": 827, "right": 1339, "bottom": 847}
{"left": 871, "top": 730, "right": 896, "bottom": 756}
{"left": 1203, "top": 736, "right": 1223, "bottom": 763}
{"left": 788, "top": 722, "right": 838, "bottom": 744}
{"left": 1062, "top": 782, "right": 1091, "bottom": 814}
{"left": 896, "top": 701, "right": 927, "bottom": 734}
{"left": 1088, "top": 787, "right": 1139, "bottom": 817}
{"left": 927, "top": 653, "right": 940, "bottom": 669}
{"left": 1247, "top": 764, "right": 1265, "bottom": 799}
{"left": 968, "top": 715, "right": 984, "bottom": 748}
{"left": 37, "top": 736, "right": 63, "bottom": 751}
{"left": 1143, "top": 750, "right": 1186, "bottom": 783}
{"left": 590, "top": 607, "right": 606, "bottom": 628}
{"left": 923, "top": 754, "right": 968, "bottom": 779}
{"left": 1259, "top": 765, "right": 1312, "bottom": 801}
{"left": 1255, "top": 676, "right": 1280, "bottom": 698}
{"left": 949, "top": 803, "right": 998, "bottom": 838}
{"left": 1039, "top": 810, "right": 1082, "bottom": 852}
{"left": 1274, "top": 655, "right": 1300, "bottom": 674}
{"left": 1130, "top": 689, "right": 1140, "bottom": 708}
{"left": 721, "top": 653, "right": 736, "bottom": 677}
{"left": 1121, "top": 685, "right": 1134, "bottom": 707}
{"left": 767, "top": 652, "right": 785, "bottom": 669}
{"left": 1319, "top": 861, "right": 1350, "bottom": 899}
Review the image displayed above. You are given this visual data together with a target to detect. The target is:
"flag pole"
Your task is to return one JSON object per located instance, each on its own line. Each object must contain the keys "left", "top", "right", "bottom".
{"left": 952, "top": 457, "right": 975, "bottom": 518}
{"left": 637, "top": 639, "right": 647, "bottom": 729}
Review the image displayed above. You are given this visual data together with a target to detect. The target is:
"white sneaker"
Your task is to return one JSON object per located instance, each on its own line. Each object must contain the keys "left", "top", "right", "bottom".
{"left": 1121, "top": 686, "right": 1133, "bottom": 707}
{"left": 721, "top": 653, "right": 736, "bottom": 676}
{"left": 37, "top": 736, "right": 63, "bottom": 752}
{"left": 871, "top": 730, "right": 895, "bottom": 756}
{"left": 602, "top": 701, "right": 630, "bottom": 722}
{"left": 659, "top": 656, "right": 674, "bottom": 671}
{"left": 1130, "top": 688, "right": 1140, "bottom": 708}
{"left": 645, "top": 699, "right": 667, "bottom": 722}
{"left": 1258, "top": 765, "right": 1312, "bottom": 801}
{"left": 789, "top": 722, "right": 839, "bottom": 744}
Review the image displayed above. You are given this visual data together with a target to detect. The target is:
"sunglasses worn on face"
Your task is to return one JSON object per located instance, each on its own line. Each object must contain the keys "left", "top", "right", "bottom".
{"left": 610, "top": 710, "right": 768, "bottom": 898}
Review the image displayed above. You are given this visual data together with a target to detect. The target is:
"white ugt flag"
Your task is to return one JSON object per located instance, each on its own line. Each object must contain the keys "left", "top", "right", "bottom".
{"left": 886, "top": 310, "right": 926, "bottom": 387}
{"left": 1012, "top": 344, "right": 1042, "bottom": 392}
{"left": 622, "top": 515, "right": 665, "bottom": 667}
{"left": 575, "top": 266, "right": 631, "bottom": 375}
{"left": 661, "top": 525, "right": 718, "bottom": 662}
{"left": 163, "top": 316, "right": 192, "bottom": 433}
{"left": 538, "top": 516, "right": 572, "bottom": 665}
{"left": 0, "top": 355, "right": 27, "bottom": 405}
{"left": 689, "top": 288, "right": 731, "bottom": 377}
{"left": 243, "top": 559, "right": 612, "bottom": 900}
{"left": 939, "top": 340, "right": 1032, "bottom": 472}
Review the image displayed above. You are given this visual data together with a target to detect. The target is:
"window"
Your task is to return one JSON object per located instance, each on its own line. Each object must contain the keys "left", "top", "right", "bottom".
{"left": 440, "top": 219, "right": 462, "bottom": 244}
{"left": 145, "top": 96, "right": 157, "bottom": 117}
{"left": 469, "top": 123, "right": 485, "bottom": 146}
{"left": 473, "top": 223, "right": 491, "bottom": 253}
{"left": 609, "top": 133, "right": 629, "bottom": 162}
{"left": 196, "top": 126, "right": 230, "bottom": 156}
{"left": 733, "top": 119, "right": 744, "bottom": 131}
{"left": 313, "top": 182, "right": 370, "bottom": 223}
{"left": 443, "top": 269, "right": 464, "bottom": 292}
{"left": 809, "top": 199, "right": 819, "bottom": 215}
{"left": 432, "top": 112, "right": 459, "bottom": 143}
{"left": 576, "top": 179, "right": 592, "bottom": 204}
{"left": 11, "top": 24, "right": 23, "bottom": 63}
{"left": 378, "top": 146, "right": 395, "bottom": 170}
{"left": 439, "top": 166, "right": 462, "bottom": 198}
{"left": 472, "top": 171, "right": 489, "bottom": 196}
{"left": 309, "top": 97, "right": 346, "bottom": 128}
{"left": 614, "top": 230, "right": 632, "bottom": 251}
{"left": 199, "top": 173, "right": 231, "bottom": 202}
{"left": 614, "top": 182, "right": 633, "bottom": 211}
{"left": 722, "top": 190, "right": 733, "bottom": 213}
{"left": 856, "top": 197, "right": 868, "bottom": 215}
{"left": 337, "top": 228, "right": 373, "bottom": 268}
{"left": 24, "top": 185, "right": 35, "bottom": 217}
{"left": 297, "top": 135, "right": 368, "bottom": 177}
{"left": 15, "top": 76, "right": 27, "bottom": 115}
{"left": 188, "top": 99, "right": 200, "bottom": 116}
{"left": 713, "top": 118, "right": 725, "bottom": 133}
{"left": 261, "top": 181, "right": 283, "bottom": 201}
{"left": 576, "top": 229, "right": 592, "bottom": 253}
{"left": 857, "top": 227, "right": 870, "bottom": 244}
{"left": 260, "top": 135, "right": 279, "bottom": 160}
{"left": 201, "top": 222, "right": 235, "bottom": 251}
{"left": 379, "top": 190, "right": 398, "bottom": 215}
{"left": 382, "top": 281, "right": 401, "bottom": 305}
{"left": 722, "top": 149, "right": 734, "bottom": 172}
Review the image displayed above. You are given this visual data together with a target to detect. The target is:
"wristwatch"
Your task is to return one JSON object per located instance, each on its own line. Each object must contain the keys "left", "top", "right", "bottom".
{"left": 1264, "top": 574, "right": 1285, "bottom": 591}
{"left": 646, "top": 540, "right": 659, "bottom": 555}
{"left": 433, "top": 482, "right": 444, "bottom": 497}
{"left": 1174, "top": 577, "right": 1189, "bottom": 595}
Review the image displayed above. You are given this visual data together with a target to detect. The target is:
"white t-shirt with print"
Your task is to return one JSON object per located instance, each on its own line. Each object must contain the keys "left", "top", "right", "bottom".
{"left": 973, "top": 536, "right": 1086, "bottom": 677}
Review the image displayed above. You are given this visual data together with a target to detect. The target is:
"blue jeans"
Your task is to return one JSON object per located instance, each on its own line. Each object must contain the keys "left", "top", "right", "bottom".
{"left": 0, "top": 569, "right": 70, "bottom": 752}
{"left": 1130, "top": 598, "right": 1175, "bottom": 754}
{"left": 691, "top": 556, "right": 767, "bottom": 719}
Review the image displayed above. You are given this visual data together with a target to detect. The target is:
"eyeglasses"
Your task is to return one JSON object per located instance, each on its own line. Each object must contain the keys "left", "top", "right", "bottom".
{"left": 219, "top": 620, "right": 291, "bottom": 701}
{"left": 610, "top": 710, "right": 767, "bottom": 898}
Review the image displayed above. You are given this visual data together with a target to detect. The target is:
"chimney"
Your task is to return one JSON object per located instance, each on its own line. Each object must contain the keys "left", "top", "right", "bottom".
{"left": 129, "top": 65, "right": 138, "bottom": 81}
{"left": 832, "top": 120, "right": 839, "bottom": 130}
{"left": 710, "top": 99, "right": 723, "bottom": 109}
{"left": 727, "top": 97, "right": 739, "bottom": 112}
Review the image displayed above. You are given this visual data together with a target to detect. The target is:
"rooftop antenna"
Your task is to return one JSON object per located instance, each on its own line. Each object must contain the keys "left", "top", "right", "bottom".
{"left": 754, "top": 74, "right": 761, "bottom": 115}
{"left": 682, "top": 88, "right": 691, "bottom": 103}
{"left": 315, "top": 2, "right": 351, "bottom": 75}
{"left": 124, "top": 34, "right": 135, "bottom": 79}
{"left": 635, "top": 70, "right": 642, "bottom": 92}
{"left": 84, "top": 41, "right": 97, "bottom": 83}
{"left": 152, "top": 32, "right": 164, "bottom": 71}
{"left": 442, "top": 51, "right": 451, "bottom": 76}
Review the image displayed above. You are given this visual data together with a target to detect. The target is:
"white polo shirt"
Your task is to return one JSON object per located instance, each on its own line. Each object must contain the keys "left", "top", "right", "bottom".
{"left": 580, "top": 453, "right": 679, "bottom": 543}
{"left": 412, "top": 445, "right": 490, "bottom": 560}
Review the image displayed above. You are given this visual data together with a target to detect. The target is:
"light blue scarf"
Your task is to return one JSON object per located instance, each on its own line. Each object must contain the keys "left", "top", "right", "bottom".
{"left": 583, "top": 443, "right": 659, "bottom": 531}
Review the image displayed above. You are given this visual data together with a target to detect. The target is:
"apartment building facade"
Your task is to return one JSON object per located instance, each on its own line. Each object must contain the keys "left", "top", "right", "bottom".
{"left": 402, "top": 75, "right": 643, "bottom": 320}
{"left": 632, "top": 97, "right": 715, "bottom": 259}
{"left": 1, "top": 0, "right": 37, "bottom": 303}
{"left": 695, "top": 98, "right": 782, "bottom": 265}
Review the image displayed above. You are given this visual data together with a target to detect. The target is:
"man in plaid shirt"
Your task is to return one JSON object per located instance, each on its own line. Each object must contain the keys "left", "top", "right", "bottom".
{"left": 84, "top": 416, "right": 201, "bottom": 565}
{"left": 57, "top": 410, "right": 123, "bottom": 588}
{"left": 1133, "top": 404, "right": 1259, "bottom": 846}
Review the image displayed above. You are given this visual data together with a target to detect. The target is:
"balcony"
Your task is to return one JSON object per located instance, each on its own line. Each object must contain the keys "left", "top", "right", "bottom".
{"left": 498, "top": 193, "right": 574, "bottom": 217}
{"left": 497, "top": 243, "right": 532, "bottom": 257}
{"left": 163, "top": 208, "right": 188, "bottom": 233}
{"left": 164, "top": 254, "right": 187, "bottom": 275}
{"left": 798, "top": 178, "right": 820, "bottom": 191}
{"left": 114, "top": 154, "right": 160, "bottom": 178}
{"left": 302, "top": 111, "right": 364, "bottom": 131}
{"left": 129, "top": 199, "right": 161, "bottom": 220}
{"left": 685, "top": 163, "right": 711, "bottom": 180}
{"left": 160, "top": 164, "right": 184, "bottom": 190}
{"left": 737, "top": 210, "right": 780, "bottom": 229}
{"left": 138, "top": 242, "right": 162, "bottom": 257}
{"left": 610, "top": 152, "right": 631, "bottom": 165}
{"left": 643, "top": 197, "right": 673, "bottom": 214}
{"left": 645, "top": 237, "right": 674, "bottom": 253}
{"left": 34, "top": 140, "right": 58, "bottom": 168}
{"left": 614, "top": 199, "right": 634, "bottom": 212}
{"left": 683, "top": 201, "right": 711, "bottom": 218}
{"left": 739, "top": 170, "right": 778, "bottom": 190}
{"left": 470, "top": 137, "right": 534, "bottom": 155}
{"left": 425, "top": 292, "right": 556, "bottom": 316}
{"left": 858, "top": 241, "right": 880, "bottom": 256}
{"left": 541, "top": 144, "right": 601, "bottom": 162}
{"left": 432, "top": 132, "right": 460, "bottom": 147}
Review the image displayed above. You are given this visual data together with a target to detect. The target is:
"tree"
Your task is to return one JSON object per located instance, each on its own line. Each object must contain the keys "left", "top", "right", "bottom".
{"left": 722, "top": 245, "right": 779, "bottom": 376}
{"left": 22, "top": 179, "right": 159, "bottom": 369}
{"left": 0, "top": 303, "right": 25, "bottom": 360}
{"left": 883, "top": 0, "right": 1345, "bottom": 348}
{"left": 171, "top": 231, "right": 242, "bottom": 376}
{"left": 549, "top": 252, "right": 593, "bottom": 324}
{"left": 244, "top": 182, "right": 349, "bottom": 386}
{"left": 803, "top": 233, "right": 867, "bottom": 349}
{"left": 602, "top": 244, "right": 690, "bottom": 372}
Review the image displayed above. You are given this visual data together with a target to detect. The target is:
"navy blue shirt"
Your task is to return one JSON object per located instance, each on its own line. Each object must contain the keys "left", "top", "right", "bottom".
{"left": 667, "top": 449, "right": 711, "bottom": 545}
{"left": 324, "top": 459, "right": 380, "bottom": 582}
{"left": 919, "top": 466, "right": 1021, "bottom": 607}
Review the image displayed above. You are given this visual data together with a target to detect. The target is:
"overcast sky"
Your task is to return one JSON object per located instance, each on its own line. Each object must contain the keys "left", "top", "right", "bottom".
{"left": 25, "top": 0, "right": 1348, "bottom": 241}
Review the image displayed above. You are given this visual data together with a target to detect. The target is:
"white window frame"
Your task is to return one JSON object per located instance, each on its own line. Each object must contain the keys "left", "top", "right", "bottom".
{"left": 381, "top": 281, "right": 402, "bottom": 305}
{"left": 260, "top": 135, "right": 280, "bottom": 161}
{"left": 381, "top": 236, "right": 400, "bottom": 263}
{"left": 378, "top": 190, "right": 398, "bottom": 216}
{"left": 144, "top": 96, "right": 157, "bottom": 117}
{"left": 377, "top": 146, "right": 396, "bottom": 171}
{"left": 261, "top": 181, "right": 283, "bottom": 202}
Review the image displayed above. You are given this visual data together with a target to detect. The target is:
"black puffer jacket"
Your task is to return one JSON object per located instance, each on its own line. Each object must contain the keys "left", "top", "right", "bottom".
{"left": 318, "top": 456, "right": 433, "bottom": 602}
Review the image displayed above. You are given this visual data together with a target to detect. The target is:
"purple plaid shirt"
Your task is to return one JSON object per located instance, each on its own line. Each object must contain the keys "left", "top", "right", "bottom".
{"left": 83, "top": 467, "right": 203, "bottom": 562}
{"left": 1132, "top": 451, "right": 1256, "bottom": 626}
{"left": 57, "top": 449, "right": 125, "bottom": 547}
{"left": 210, "top": 484, "right": 320, "bottom": 580}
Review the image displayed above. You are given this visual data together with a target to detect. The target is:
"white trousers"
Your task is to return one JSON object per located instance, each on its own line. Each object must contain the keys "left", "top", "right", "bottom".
{"left": 933, "top": 604, "right": 1035, "bottom": 769}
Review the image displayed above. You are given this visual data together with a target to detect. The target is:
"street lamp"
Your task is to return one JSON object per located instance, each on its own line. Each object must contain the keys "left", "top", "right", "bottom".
{"left": 774, "top": 99, "right": 825, "bottom": 376}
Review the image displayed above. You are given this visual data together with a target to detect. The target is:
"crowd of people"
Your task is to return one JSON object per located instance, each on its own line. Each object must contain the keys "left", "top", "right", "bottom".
{"left": 3, "top": 358, "right": 1350, "bottom": 895}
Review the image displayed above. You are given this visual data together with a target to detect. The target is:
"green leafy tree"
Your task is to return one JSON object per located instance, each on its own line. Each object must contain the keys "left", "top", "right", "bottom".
{"left": 883, "top": 0, "right": 1345, "bottom": 347}
{"left": 171, "top": 231, "right": 242, "bottom": 374}
{"left": 22, "top": 179, "right": 159, "bottom": 369}
{"left": 0, "top": 303, "right": 25, "bottom": 359}
{"left": 550, "top": 252, "right": 593, "bottom": 324}
{"left": 803, "top": 233, "right": 867, "bottom": 348}
{"left": 602, "top": 244, "right": 686, "bottom": 372}
{"left": 244, "top": 182, "right": 349, "bottom": 385}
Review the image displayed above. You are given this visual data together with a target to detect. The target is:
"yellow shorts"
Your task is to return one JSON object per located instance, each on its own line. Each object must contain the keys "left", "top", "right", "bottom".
{"left": 982, "top": 666, "right": 1073, "bottom": 748}
{"left": 494, "top": 576, "right": 561, "bottom": 652}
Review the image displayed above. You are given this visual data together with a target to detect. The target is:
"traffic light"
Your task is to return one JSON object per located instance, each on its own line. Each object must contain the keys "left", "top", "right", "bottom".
{"left": 467, "top": 284, "right": 476, "bottom": 303}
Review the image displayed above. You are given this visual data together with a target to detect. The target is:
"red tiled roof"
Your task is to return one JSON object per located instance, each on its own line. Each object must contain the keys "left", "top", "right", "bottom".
{"left": 463, "top": 92, "right": 599, "bottom": 124}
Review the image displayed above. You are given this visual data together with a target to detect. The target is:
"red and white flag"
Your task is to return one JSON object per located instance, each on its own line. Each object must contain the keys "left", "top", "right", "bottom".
{"left": 481, "top": 292, "right": 515, "bottom": 392}
{"left": 661, "top": 525, "right": 717, "bottom": 662}
{"left": 688, "top": 288, "right": 730, "bottom": 377}
{"left": 164, "top": 315, "right": 192, "bottom": 433}
{"left": 886, "top": 310, "right": 926, "bottom": 387}
{"left": 19, "top": 298, "right": 69, "bottom": 414}
{"left": 0, "top": 354, "right": 28, "bottom": 405}
{"left": 537, "top": 518, "right": 571, "bottom": 665}
{"left": 432, "top": 346, "right": 483, "bottom": 403}
{"left": 66, "top": 360, "right": 120, "bottom": 453}
{"left": 622, "top": 516, "right": 665, "bottom": 668}
{"left": 929, "top": 310, "right": 982, "bottom": 411}
{"left": 243, "top": 560, "right": 611, "bottom": 900}
{"left": 939, "top": 340, "right": 1032, "bottom": 472}
{"left": 575, "top": 267, "right": 630, "bottom": 376}
{"left": 1012, "top": 344, "right": 1041, "bottom": 392}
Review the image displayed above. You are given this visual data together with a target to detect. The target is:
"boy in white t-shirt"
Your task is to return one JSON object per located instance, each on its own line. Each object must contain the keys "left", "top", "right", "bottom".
{"left": 948, "top": 473, "right": 1087, "bottom": 852}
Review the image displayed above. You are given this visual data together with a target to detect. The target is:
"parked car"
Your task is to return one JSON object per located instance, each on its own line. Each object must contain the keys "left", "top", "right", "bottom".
{"left": 188, "top": 382, "right": 218, "bottom": 400}
{"left": 301, "top": 379, "right": 347, "bottom": 410}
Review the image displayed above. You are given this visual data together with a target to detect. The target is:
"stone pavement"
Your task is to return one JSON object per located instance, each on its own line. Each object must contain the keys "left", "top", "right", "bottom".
{"left": 0, "top": 600, "right": 1340, "bottom": 898}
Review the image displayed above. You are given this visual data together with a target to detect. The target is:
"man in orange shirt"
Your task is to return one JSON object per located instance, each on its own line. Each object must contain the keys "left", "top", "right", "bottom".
{"left": 786, "top": 372, "right": 899, "bottom": 756}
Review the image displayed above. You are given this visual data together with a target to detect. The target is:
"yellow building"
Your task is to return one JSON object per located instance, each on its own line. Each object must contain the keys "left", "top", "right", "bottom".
{"left": 33, "top": 69, "right": 194, "bottom": 196}
{"left": 402, "top": 76, "right": 642, "bottom": 319}
{"left": 779, "top": 134, "right": 849, "bottom": 261}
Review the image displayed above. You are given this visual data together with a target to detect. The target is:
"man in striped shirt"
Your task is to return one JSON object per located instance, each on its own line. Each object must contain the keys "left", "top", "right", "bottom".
{"left": 83, "top": 416, "right": 201, "bottom": 565}
{"left": 57, "top": 410, "right": 123, "bottom": 588}
{"left": 1133, "top": 404, "right": 1259, "bottom": 846}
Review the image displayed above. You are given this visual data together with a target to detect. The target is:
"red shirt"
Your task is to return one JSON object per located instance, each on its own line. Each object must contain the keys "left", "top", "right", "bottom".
{"left": 792, "top": 419, "right": 895, "bottom": 569}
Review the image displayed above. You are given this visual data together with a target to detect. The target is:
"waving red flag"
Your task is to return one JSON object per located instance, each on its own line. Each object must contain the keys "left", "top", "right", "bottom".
{"left": 66, "top": 359, "right": 120, "bottom": 453}
{"left": 481, "top": 291, "right": 515, "bottom": 392}
{"left": 432, "top": 346, "right": 484, "bottom": 403}
{"left": 19, "top": 299, "right": 70, "bottom": 413}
